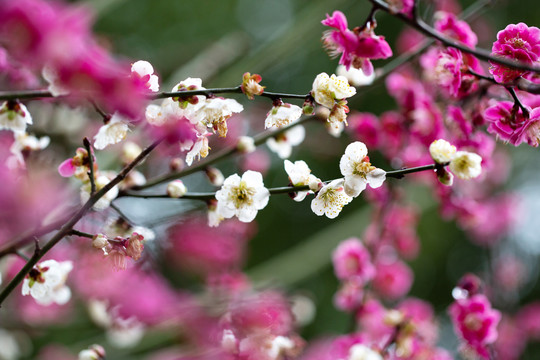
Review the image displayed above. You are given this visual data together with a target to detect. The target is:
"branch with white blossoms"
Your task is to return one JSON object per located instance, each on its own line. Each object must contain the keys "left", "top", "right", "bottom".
{"left": 128, "top": 115, "right": 315, "bottom": 191}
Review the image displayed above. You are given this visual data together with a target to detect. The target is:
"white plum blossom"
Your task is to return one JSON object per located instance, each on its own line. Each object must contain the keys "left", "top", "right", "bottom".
{"left": 42, "top": 65, "right": 70, "bottom": 96}
{"left": 429, "top": 139, "right": 456, "bottom": 164}
{"left": 284, "top": 159, "right": 321, "bottom": 202}
{"left": 9, "top": 132, "right": 50, "bottom": 166}
{"left": 0, "top": 101, "right": 32, "bottom": 134}
{"left": 340, "top": 141, "right": 386, "bottom": 197}
{"left": 131, "top": 60, "right": 159, "bottom": 92}
{"left": 185, "top": 131, "right": 210, "bottom": 166}
{"left": 348, "top": 344, "right": 383, "bottom": 360}
{"left": 267, "top": 125, "right": 305, "bottom": 159}
{"left": 311, "top": 179, "right": 352, "bottom": 219}
{"left": 22, "top": 260, "right": 73, "bottom": 306}
{"left": 78, "top": 345, "right": 105, "bottom": 360}
{"left": 80, "top": 174, "right": 119, "bottom": 210}
{"left": 264, "top": 103, "right": 302, "bottom": 129}
{"left": 336, "top": 65, "right": 376, "bottom": 87}
{"left": 311, "top": 72, "right": 356, "bottom": 109}
{"left": 189, "top": 97, "right": 243, "bottom": 137}
{"left": 215, "top": 170, "right": 270, "bottom": 223}
{"left": 237, "top": 136, "right": 256, "bottom": 154}
{"left": 449, "top": 151, "right": 482, "bottom": 179}
{"left": 167, "top": 180, "right": 187, "bottom": 198}
{"left": 94, "top": 113, "right": 130, "bottom": 150}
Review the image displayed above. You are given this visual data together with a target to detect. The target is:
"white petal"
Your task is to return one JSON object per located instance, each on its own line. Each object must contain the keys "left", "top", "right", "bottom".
{"left": 131, "top": 60, "right": 154, "bottom": 76}
{"left": 367, "top": 169, "right": 386, "bottom": 188}
{"left": 344, "top": 176, "right": 367, "bottom": 197}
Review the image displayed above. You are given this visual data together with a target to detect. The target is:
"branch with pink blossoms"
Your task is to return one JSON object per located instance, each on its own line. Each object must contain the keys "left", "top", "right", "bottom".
{"left": 120, "top": 163, "right": 441, "bottom": 201}
{"left": 0, "top": 139, "right": 162, "bottom": 306}
{"left": 368, "top": 0, "right": 540, "bottom": 74}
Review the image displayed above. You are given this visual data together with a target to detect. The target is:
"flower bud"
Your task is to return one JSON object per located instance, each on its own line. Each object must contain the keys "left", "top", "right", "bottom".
{"left": 449, "top": 151, "right": 482, "bottom": 179}
{"left": 126, "top": 232, "right": 144, "bottom": 261}
{"left": 429, "top": 139, "right": 456, "bottom": 164}
{"left": 236, "top": 136, "right": 255, "bottom": 154}
{"left": 169, "top": 157, "right": 184, "bottom": 172}
{"left": 436, "top": 167, "right": 454, "bottom": 186}
{"left": 167, "top": 180, "right": 187, "bottom": 198}
{"left": 302, "top": 97, "right": 315, "bottom": 115}
{"left": 241, "top": 72, "right": 265, "bottom": 100}
{"left": 92, "top": 234, "right": 109, "bottom": 249}
{"left": 205, "top": 166, "right": 224, "bottom": 186}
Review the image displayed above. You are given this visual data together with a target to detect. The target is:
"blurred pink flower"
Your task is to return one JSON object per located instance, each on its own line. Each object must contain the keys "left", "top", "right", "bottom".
{"left": 332, "top": 238, "right": 375, "bottom": 284}
{"left": 449, "top": 294, "right": 501, "bottom": 359}
{"left": 434, "top": 11, "right": 478, "bottom": 48}
{"left": 372, "top": 259, "right": 413, "bottom": 300}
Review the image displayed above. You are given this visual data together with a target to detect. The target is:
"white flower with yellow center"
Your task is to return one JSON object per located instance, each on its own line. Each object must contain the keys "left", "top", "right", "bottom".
{"left": 429, "top": 139, "right": 456, "bottom": 164}
{"left": 449, "top": 151, "right": 482, "bottom": 179}
{"left": 284, "top": 159, "right": 320, "bottom": 202}
{"left": 340, "top": 141, "right": 386, "bottom": 197}
{"left": 264, "top": 103, "right": 302, "bottom": 129}
{"left": 215, "top": 170, "right": 270, "bottom": 223}
{"left": 189, "top": 97, "right": 243, "bottom": 137}
{"left": 312, "top": 72, "right": 356, "bottom": 109}
{"left": 94, "top": 113, "right": 130, "bottom": 150}
{"left": 336, "top": 65, "right": 376, "bottom": 87}
{"left": 267, "top": 125, "right": 305, "bottom": 159}
{"left": 0, "top": 101, "right": 32, "bottom": 134}
{"left": 22, "top": 259, "right": 73, "bottom": 306}
{"left": 9, "top": 132, "right": 50, "bottom": 166}
{"left": 311, "top": 179, "right": 352, "bottom": 218}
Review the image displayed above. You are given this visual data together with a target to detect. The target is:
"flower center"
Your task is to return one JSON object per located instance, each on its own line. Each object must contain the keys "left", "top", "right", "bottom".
{"left": 512, "top": 37, "right": 526, "bottom": 49}
{"left": 464, "top": 313, "right": 482, "bottom": 332}
{"left": 353, "top": 157, "right": 375, "bottom": 179}
{"left": 231, "top": 180, "right": 256, "bottom": 208}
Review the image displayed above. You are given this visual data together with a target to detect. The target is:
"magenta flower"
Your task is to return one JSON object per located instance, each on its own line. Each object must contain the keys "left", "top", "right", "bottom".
{"left": 321, "top": 11, "right": 392, "bottom": 74}
{"left": 332, "top": 238, "right": 375, "bottom": 284}
{"left": 489, "top": 23, "right": 540, "bottom": 83}
{"left": 484, "top": 100, "right": 539, "bottom": 146}
{"left": 434, "top": 11, "right": 478, "bottom": 48}
{"left": 449, "top": 294, "right": 501, "bottom": 359}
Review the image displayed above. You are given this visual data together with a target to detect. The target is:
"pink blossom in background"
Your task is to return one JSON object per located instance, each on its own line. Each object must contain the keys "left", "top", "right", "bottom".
{"left": 333, "top": 280, "right": 364, "bottom": 312}
{"left": 332, "top": 238, "right": 375, "bottom": 284}
{"left": 239, "top": 148, "right": 271, "bottom": 175}
{"left": 493, "top": 316, "right": 527, "bottom": 360}
{"left": 516, "top": 302, "right": 540, "bottom": 341}
{"left": 449, "top": 294, "right": 501, "bottom": 359}
{"left": 167, "top": 217, "right": 255, "bottom": 276}
{"left": 397, "top": 298, "right": 438, "bottom": 345}
{"left": 489, "top": 23, "right": 540, "bottom": 84}
{"left": 434, "top": 11, "right": 478, "bottom": 48}
{"left": 372, "top": 259, "right": 414, "bottom": 300}
{"left": 227, "top": 291, "right": 294, "bottom": 337}
{"left": 396, "top": 28, "right": 425, "bottom": 54}
{"left": 355, "top": 298, "right": 394, "bottom": 346}
{"left": 493, "top": 255, "right": 528, "bottom": 292}
{"left": 347, "top": 112, "right": 380, "bottom": 149}
{"left": 321, "top": 11, "right": 392, "bottom": 74}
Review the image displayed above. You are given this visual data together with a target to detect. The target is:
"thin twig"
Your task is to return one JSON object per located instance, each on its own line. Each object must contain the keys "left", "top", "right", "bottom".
{"left": 83, "top": 137, "right": 96, "bottom": 195}
{"left": 507, "top": 86, "right": 530, "bottom": 118}
{"left": 0, "top": 139, "right": 162, "bottom": 306}
{"left": 69, "top": 230, "right": 94, "bottom": 239}
{"left": 122, "top": 163, "right": 440, "bottom": 201}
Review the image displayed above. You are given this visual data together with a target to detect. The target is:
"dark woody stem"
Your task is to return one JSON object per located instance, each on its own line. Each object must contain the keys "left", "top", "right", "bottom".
{"left": 368, "top": 0, "right": 540, "bottom": 74}
{"left": 0, "top": 87, "right": 310, "bottom": 102}
{"left": 0, "top": 139, "right": 162, "bottom": 306}
{"left": 83, "top": 137, "right": 97, "bottom": 195}
{"left": 121, "top": 163, "right": 440, "bottom": 200}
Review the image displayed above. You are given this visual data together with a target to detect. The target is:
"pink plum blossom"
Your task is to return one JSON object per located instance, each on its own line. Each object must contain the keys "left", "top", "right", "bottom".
{"left": 449, "top": 294, "right": 501, "bottom": 359}
{"left": 332, "top": 238, "right": 375, "bottom": 284}
{"left": 321, "top": 11, "right": 392, "bottom": 74}
{"left": 489, "top": 23, "right": 540, "bottom": 83}
{"left": 372, "top": 259, "right": 414, "bottom": 300}
{"left": 434, "top": 11, "right": 478, "bottom": 48}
